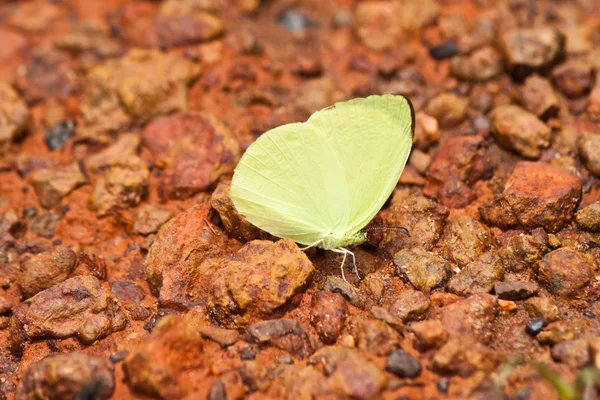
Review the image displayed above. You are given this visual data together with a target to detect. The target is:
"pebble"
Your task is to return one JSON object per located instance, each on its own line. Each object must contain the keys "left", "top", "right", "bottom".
{"left": 576, "top": 203, "right": 600, "bottom": 231}
{"left": 354, "top": 2, "right": 401, "bottom": 51}
{"left": 18, "top": 245, "right": 77, "bottom": 299}
{"left": 410, "top": 319, "right": 448, "bottom": 350}
{"left": 429, "top": 41, "right": 459, "bottom": 60}
{"left": 490, "top": 105, "right": 551, "bottom": 159}
{"left": 425, "top": 93, "right": 469, "bottom": 128}
{"left": 0, "top": 82, "right": 29, "bottom": 151}
{"left": 441, "top": 294, "right": 498, "bottom": 343}
{"left": 29, "top": 162, "right": 87, "bottom": 209}
{"left": 450, "top": 46, "right": 503, "bottom": 81}
{"left": 245, "top": 319, "right": 314, "bottom": 360}
{"left": 437, "top": 378, "right": 449, "bottom": 393}
{"left": 537, "top": 248, "right": 595, "bottom": 297}
{"left": 551, "top": 61, "right": 594, "bottom": 98}
{"left": 525, "top": 317, "right": 547, "bottom": 336}
{"left": 44, "top": 120, "right": 75, "bottom": 150}
{"left": 355, "top": 318, "right": 402, "bottom": 356}
{"left": 277, "top": 9, "right": 315, "bottom": 32}
{"left": 441, "top": 215, "right": 496, "bottom": 268}
{"left": 578, "top": 132, "right": 600, "bottom": 177}
{"left": 447, "top": 251, "right": 503, "bottom": 296}
{"left": 494, "top": 280, "right": 539, "bottom": 300}
{"left": 310, "top": 291, "right": 347, "bottom": 344}
{"left": 551, "top": 340, "right": 591, "bottom": 368}
{"left": 498, "top": 231, "right": 548, "bottom": 272}
{"left": 393, "top": 249, "right": 451, "bottom": 292}
{"left": 385, "top": 349, "right": 422, "bottom": 378}
{"left": 389, "top": 290, "right": 431, "bottom": 321}
{"left": 431, "top": 336, "right": 497, "bottom": 376}
{"left": 519, "top": 75, "right": 560, "bottom": 120}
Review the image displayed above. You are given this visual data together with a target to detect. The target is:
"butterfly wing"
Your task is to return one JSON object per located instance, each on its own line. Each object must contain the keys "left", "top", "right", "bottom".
{"left": 307, "top": 94, "right": 414, "bottom": 236}
{"left": 230, "top": 122, "right": 348, "bottom": 245}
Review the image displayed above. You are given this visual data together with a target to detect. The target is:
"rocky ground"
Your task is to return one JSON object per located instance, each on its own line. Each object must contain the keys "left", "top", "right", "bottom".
{"left": 1, "top": 0, "right": 600, "bottom": 399}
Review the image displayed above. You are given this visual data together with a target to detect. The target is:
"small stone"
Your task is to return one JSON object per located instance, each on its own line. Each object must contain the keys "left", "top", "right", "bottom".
{"left": 441, "top": 294, "right": 497, "bottom": 343}
{"left": 323, "top": 276, "right": 367, "bottom": 309}
{"left": 525, "top": 317, "right": 547, "bottom": 336}
{"left": 18, "top": 245, "right": 77, "bottom": 299}
{"left": 277, "top": 9, "right": 315, "bottom": 32}
{"left": 450, "top": 46, "right": 503, "bottom": 81}
{"left": 578, "top": 132, "right": 600, "bottom": 177}
{"left": 480, "top": 162, "right": 582, "bottom": 232}
{"left": 393, "top": 249, "right": 451, "bottom": 292}
{"left": 408, "top": 149, "right": 431, "bottom": 175}
{"left": 385, "top": 349, "right": 422, "bottom": 378}
{"left": 551, "top": 340, "right": 591, "bottom": 368}
{"left": 494, "top": 280, "right": 539, "bottom": 300}
{"left": 310, "top": 291, "right": 347, "bottom": 345}
{"left": 423, "top": 135, "right": 492, "bottom": 208}
{"left": 499, "top": 231, "right": 549, "bottom": 272}
{"left": 245, "top": 319, "right": 313, "bottom": 360}
{"left": 133, "top": 204, "right": 172, "bottom": 235}
{"left": 425, "top": 93, "right": 469, "bottom": 128}
{"left": 154, "top": 9, "right": 224, "bottom": 49}
{"left": 536, "top": 321, "right": 575, "bottom": 346}
{"left": 584, "top": 310, "right": 596, "bottom": 319}
{"left": 537, "top": 248, "right": 595, "bottom": 297}
{"left": 0, "top": 82, "right": 29, "bottom": 152}
{"left": 431, "top": 337, "right": 498, "bottom": 377}
{"left": 413, "top": 112, "right": 439, "bottom": 151}
{"left": 198, "top": 325, "right": 240, "bottom": 347}
{"left": 15, "top": 352, "right": 115, "bottom": 400}
{"left": 429, "top": 41, "right": 458, "bottom": 60}
{"left": 123, "top": 316, "right": 206, "bottom": 399}
{"left": 354, "top": 2, "right": 401, "bottom": 51}
{"left": 410, "top": 319, "right": 448, "bottom": 350}
{"left": 109, "top": 351, "right": 129, "bottom": 364}
{"left": 209, "top": 239, "right": 315, "bottom": 327}
{"left": 388, "top": 290, "right": 430, "bottom": 321}
{"left": 29, "top": 212, "right": 61, "bottom": 238}
{"left": 498, "top": 299, "right": 517, "bottom": 311}
{"left": 440, "top": 216, "right": 495, "bottom": 268}
{"left": 29, "top": 162, "right": 87, "bottom": 209}
{"left": 437, "top": 378, "right": 449, "bottom": 393}
{"left": 576, "top": 203, "right": 600, "bottom": 231}
{"left": 86, "top": 133, "right": 141, "bottom": 172}
{"left": 551, "top": 61, "right": 594, "bottom": 98}
{"left": 519, "top": 75, "right": 560, "bottom": 120}
{"left": 490, "top": 105, "right": 551, "bottom": 159}
{"left": 500, "top": 27, "right": 564, "bottom": 80}
{"left": 355, "top": 318, "right": 402, "bottom": 356}
{"left": 447, "top": 251, "right": 503, "bottom": 296}
{"left": 45, "top": 120, "right": 75, "bottom": 151}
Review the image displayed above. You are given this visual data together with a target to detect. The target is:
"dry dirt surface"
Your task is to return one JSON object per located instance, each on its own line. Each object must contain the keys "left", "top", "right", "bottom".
{"left": 1, "top": 0, "right": 600, "bottom": 399}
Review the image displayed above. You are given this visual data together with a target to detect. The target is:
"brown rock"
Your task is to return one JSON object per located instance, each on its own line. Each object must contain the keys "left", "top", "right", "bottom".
{"left": 18, "top": 245, "right": 77, "bottom": 299}
{"left": 441, "top": 294, "right": 498, "bottom": 343}
{"left": 425, "top": 93, "right": 469, "bottom": 128}
{"left": 447, "top": 252, "right": 503, "bottom": 296}
{"left": 277, "top": 364, "right": 328, "bottom": 400}
{"left": 211, "top": 181, "right": 273, "bottom": 242}
{"left": 519, "top": 75, "right": 560, "bottom": 120}
{"left": 15, "top": 46, "right": 78, "bottom": 102}
{"left": 133, "top": 204, "right": 172, "bottom": 236}
{"left": 537, "top": 321, "right": 576, "bottom": 346}
{"left": 12, "top": 276, "right": 127, "bottom": 345}
{"left": 310, "top": 291, "right": 347, "bottom": 345}
{"left": 450, "top": 46, "right": 503, "bottom": 81}
{"left": 552, "top": 61, "right": 594, "bottom": 98}
{"left": 494, "top": 280, "right": 539, "bottom": 300}
{"left": 578, "top": 132, "right": 600, "bottom": 177}
{"left": 388, "top": 289, "right": 430, "bottom": 321}
{"left": 354, "top": 2, "right": 402, "bottom": 51}
{"left": 86, "top": 133, "right": 141, "bottom": 172}
{"left": 30, "top": 162, "right": 87, "bottom": 209}
{"left": 209, "top": 239, "right": 314, "bottom": 327}
{"left": 480, "top": 162, "right": 582, "bottom": 232}
{"left": 380, "top": 193, "right": 448, "bottom": 256}
{"left": 398, "top": 0, "right": 439, "bottom": 36}
{"left": 490, "top": 105, "right": 551, "bottom": 159}
{"left": 410, "top": 319, "right": 448, "bottom": 350}
{"left": 309, "top": 346, "right": 387, "bottom": 399}
{"left": 499, "top": 231, "right": 549, "bottom": 272}
{"left": 524, "top": 296, "right": 559, "bottom": 322}
{"left": 424, "top": 135, "right": 492, "bottom": 208}
{"left": 155, "top": 8, "right": 224, "bottom": 48}
{"left": 537, "top": 248, "right": 595, "bottom": 297}
{"left": 354, "top": 318, "right": 402, "bottom": 356}
{"left": 55, "top": 21, "right": 124, "bottom": 61}
{"left": 412, "top": 111, "right": 439, "bottom": 151}
{"left": 441, "top": 215, "right": 495, "bottom": 267}
{"left": 551, "top": 340, "right": 591, "bottom": 368}
{"left": 29, "top": 212, "right": 61, "bottom": 239}
{"left": 323, "top": 276, "right": 368, "bottom": 309}
{"left": 110, "top": 281, "right": 149, "bottom": 321}
{"left": 123, "top": 315, "right": 207, "bottom": 399}
{"left": 500, "top": 27, "right": 565, "bottom": 80}
{"left": 245, "top": 319, "right": 313, "bottom": 359}
{"left": 146, "top": 202, "right": 226, "bottom": 310}
{"left": 15, "top": 352, "right": 114, "bottom": 400}
{"left": 85, "top": 49, "right": 200, "bottom": 120}
{"left": 142, "top": 113, "right": 241, "bottom": 200}
{"left": 89, "top": 158, "right": 149, "bottom": 216}
{"left": 239, "top": 360, "right": 271, "bottom": 393}
{"left": 74, "top": 252, "right": 108, "bottom": 280}
{"left": 394, "top": 248, "right": 451, "bottom": 292}
{"left": 198, "top": 325, "right": 240, "bottom": 347}
{"left": 576, "top": 203, "right": 600, "bottom": 232}
{"left": 431, "top": 336, "right": 498, "bottom": 377}
{"left": 0, "top": 83, "right": 29, "bottom": 153}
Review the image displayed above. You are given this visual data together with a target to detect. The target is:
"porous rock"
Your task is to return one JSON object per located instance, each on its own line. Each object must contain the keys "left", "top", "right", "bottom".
{"left": 441, "top": 294, "right": 498, "bottom": 343}
{"left": 394, "top": 248, "right": 451, "bottom": 292}
{"left": 18, "top": 245, "right": 77, "bottom": 299}
{"left": 576, "top": 203, "right": 600, "bottom": 232}
{"left": 537, "top": 248, "right": 595, "bottom": 297}
{"left": 310, "top": 291, "right": 347, "bottom": 345}
{"left": 447, "top": 251, "right": 503, "bottom": 296}
{"left": 431, "top": 336, "right": 498, "bottom": 377}
{"left": 245, "top": 319, "right": 314, "bottom": 359}
{"left": 0, "top": 82, "right": 29, "bottom": 153}
{"left": 29, "top": 162, "right": 87, "bottom": 209}
{"left": 490, "top": 105, "right": 551, "bottom": 159}
{"left": 440, "top": 215, "right": 496, "bottom": 268}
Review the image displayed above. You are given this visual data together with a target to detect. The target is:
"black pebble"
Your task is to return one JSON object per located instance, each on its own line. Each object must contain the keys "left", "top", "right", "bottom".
{"left": 109, "top": 351, "right": 129, "bottom": 363}
{"left": 45, "top": 120, "right": 75, "bottom": 151}
{"left": 525, "top": 317, "right": 547, "bottom": 336}
{"left": 436, "top": 378, "right": 449, "bottom": 393}
{"left": 583, "top": 310, "right": 596, "bottom": 319}
{"left": 429, "top": 40, "right": 459, "bottom": 60}
{"left": 385, "top": 349, "right": 422, "bottom": 378}
{"left": 277, "top": 9, "right": 316, "bottom": 32}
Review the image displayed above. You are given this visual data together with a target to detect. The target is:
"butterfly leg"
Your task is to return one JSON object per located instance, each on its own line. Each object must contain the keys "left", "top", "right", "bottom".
{"left": 345, "top": 248, "right": 360, "bottom": 280}
{"left": 331, "top": 248, "right": 349, "bottom": 283}
{"left": 299, "top": 239, "right": 323, "bottom": 251}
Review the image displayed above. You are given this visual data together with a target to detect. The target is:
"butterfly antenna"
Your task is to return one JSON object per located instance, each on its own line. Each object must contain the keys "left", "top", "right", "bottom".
{"left": 364, "top": 225, "right": 410, "bottom": 236}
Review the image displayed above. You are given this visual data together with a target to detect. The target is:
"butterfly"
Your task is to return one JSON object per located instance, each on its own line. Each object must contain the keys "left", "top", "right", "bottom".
{"left": 230, "top": 94, "right": 415, "bottom": 281}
